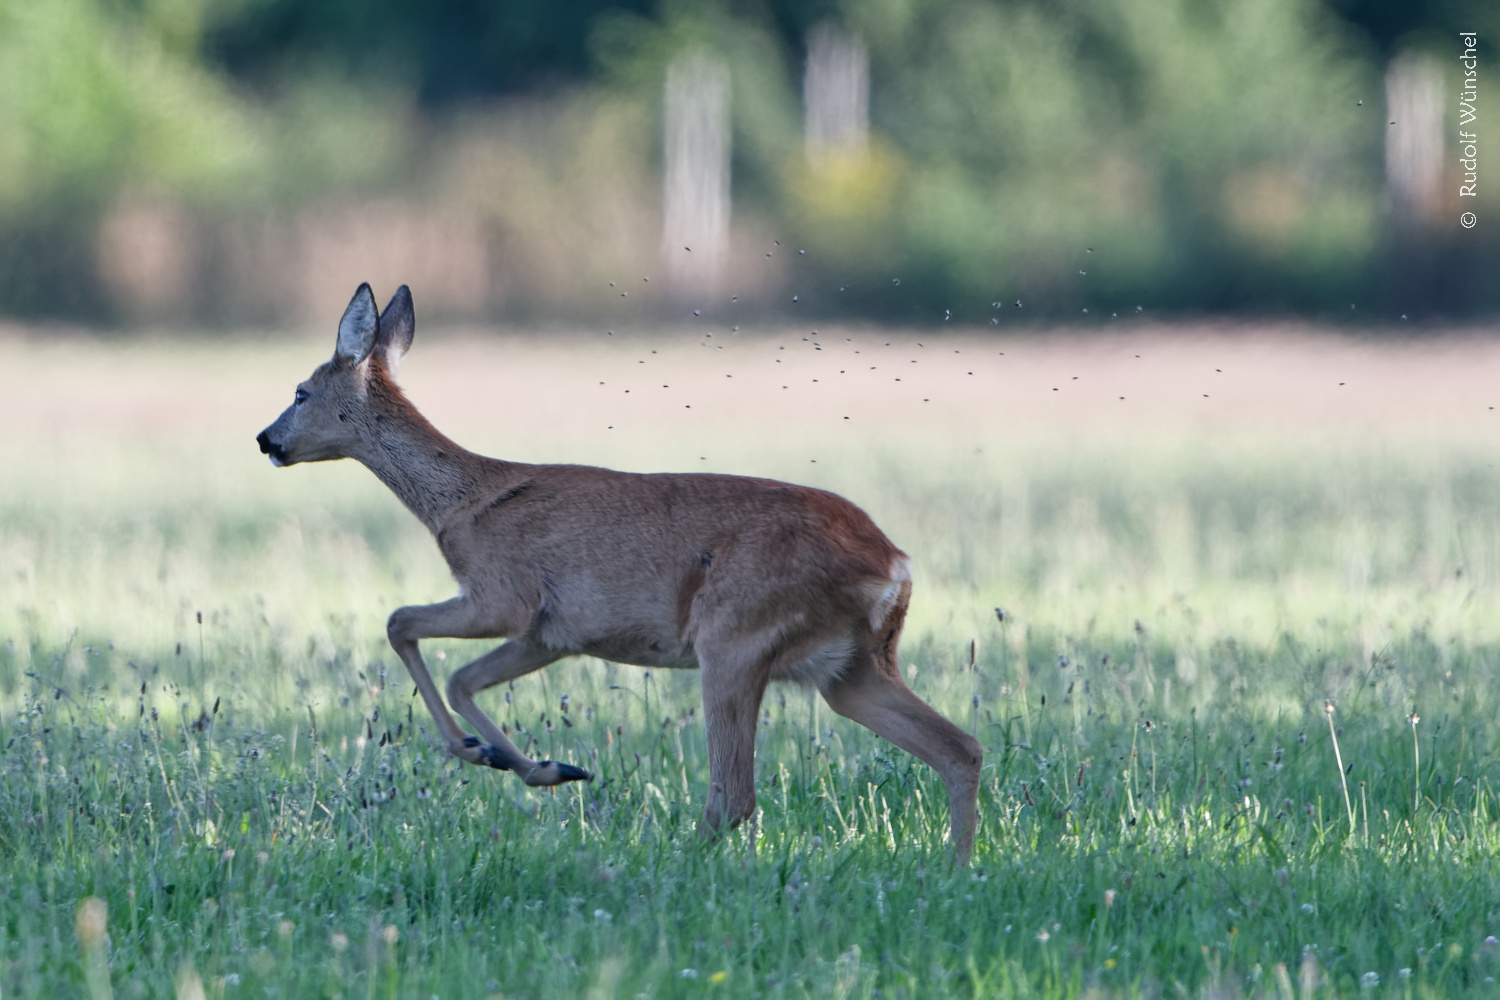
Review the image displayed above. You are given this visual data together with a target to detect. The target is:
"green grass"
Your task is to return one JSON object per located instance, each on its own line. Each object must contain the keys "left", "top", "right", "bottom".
{"left": 3, "top": 333, "right": 1500, "bottom": 997}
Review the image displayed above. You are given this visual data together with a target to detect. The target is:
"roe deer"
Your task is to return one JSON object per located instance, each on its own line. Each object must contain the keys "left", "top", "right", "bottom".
{"left": 257, "top": 284, "right": 983, "bottom": 858}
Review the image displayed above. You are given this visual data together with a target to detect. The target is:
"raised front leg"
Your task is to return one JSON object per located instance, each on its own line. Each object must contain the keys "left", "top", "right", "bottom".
{"left": 447, "top": 638, "right": 591, "bottom": 786}
{"left": 387, "top": 598, "right": 479, "bottom": 756}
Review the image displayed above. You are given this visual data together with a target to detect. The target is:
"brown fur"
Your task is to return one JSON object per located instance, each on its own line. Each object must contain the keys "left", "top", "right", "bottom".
{"left": 257, "top": 284, "right": 982, "bottom": 859}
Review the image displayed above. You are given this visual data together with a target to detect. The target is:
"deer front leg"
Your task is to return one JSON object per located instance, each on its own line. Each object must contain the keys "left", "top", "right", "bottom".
{"left": 386, "top": 597, "right": 507, "bottom": 766}
{"left": 697, "top": 647, "right": 770, "bottom": 837}
{"left": 447, "top": 638, "right": 591, "bottom": 786}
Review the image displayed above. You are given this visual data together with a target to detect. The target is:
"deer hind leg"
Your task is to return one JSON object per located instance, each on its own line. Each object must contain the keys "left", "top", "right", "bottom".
{"left": 820, "top": 616, "right": 983, "bottom": 861}
{"left": 447, "top": 638, "right": 590, "bottom": 786}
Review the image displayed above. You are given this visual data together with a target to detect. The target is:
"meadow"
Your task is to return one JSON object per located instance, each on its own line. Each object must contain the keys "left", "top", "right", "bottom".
{"left": 2, "top": 321, "right": 1500, "bottom": 998}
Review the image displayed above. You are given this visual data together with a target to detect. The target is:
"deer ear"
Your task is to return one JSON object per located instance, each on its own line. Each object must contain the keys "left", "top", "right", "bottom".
{"left": 377, "top": 285, "right": 415, "bottom": 372}
{"left": 335, "top": 283, "right": 380, "bottom": 364}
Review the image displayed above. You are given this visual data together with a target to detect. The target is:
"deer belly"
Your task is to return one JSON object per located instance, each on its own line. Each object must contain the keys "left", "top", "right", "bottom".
{"left": 579, "top": 636, "right": 699, "bottom": 671}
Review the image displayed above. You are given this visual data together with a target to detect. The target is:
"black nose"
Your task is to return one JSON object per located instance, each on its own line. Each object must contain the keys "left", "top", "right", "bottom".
{"left": 256, "top": 430, "right": 272, "bottom": 454}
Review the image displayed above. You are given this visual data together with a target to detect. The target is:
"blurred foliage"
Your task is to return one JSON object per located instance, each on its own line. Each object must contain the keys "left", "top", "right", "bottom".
{"left": 0, "top": 0, "right": 1495, "bottom": 323}
{"left": 866, "top": 0, "right": 1382, "bottom": 314}
{"left": 0, "top": 0, "right": 256, "bottom": 315}
{"left": 1331, "top": 0, "right": 1480, "bottom": 53}
{"left": 204, "top": 0, "right": 658, "bottom": 103}
{"left": 0, "top": 0, "right": 255, "bottom": 209}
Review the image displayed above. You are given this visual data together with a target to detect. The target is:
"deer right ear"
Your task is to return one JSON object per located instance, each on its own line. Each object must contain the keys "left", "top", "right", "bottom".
{"left": 335, "top": 283, "right": 380, "bottom": 364}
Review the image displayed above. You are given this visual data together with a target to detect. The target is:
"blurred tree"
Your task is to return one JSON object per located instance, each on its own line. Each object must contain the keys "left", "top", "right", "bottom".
{"left": 204, "top": 0, "right": 658, "bottom": 102}
{"left": 0, "top": 0, "right": 1493, "bottom": 323}
{"left": 1331, "top": 0, "right": 1476, "bottom": 52}
{"left": 0, "top": 0, "right": 268, "bottom": 317}
{"left": 775, "top": 0, "right": 1386, "bottom": 316}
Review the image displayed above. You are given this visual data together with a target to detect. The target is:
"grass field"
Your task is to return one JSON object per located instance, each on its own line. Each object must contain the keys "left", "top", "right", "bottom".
{"left": 3, "top": 321, "right": 1500, "bottom": 998}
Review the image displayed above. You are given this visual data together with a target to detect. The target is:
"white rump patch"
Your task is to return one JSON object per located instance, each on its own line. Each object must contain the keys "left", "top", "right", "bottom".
{"left": 866, "top": 556, "right": 911, "bottom": 631}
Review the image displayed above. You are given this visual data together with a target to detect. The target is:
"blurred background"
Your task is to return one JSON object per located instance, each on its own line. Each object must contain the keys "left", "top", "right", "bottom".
{"left": 0, "top": 0, "right": 1495, "bottom": 329}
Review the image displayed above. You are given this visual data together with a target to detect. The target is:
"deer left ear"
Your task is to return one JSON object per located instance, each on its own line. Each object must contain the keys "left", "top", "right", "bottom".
{"left": 335, "top": 283, "right": 380, "bottom": 365}
{"left": 377, "top": 285, "right": 415, "bottom": 372}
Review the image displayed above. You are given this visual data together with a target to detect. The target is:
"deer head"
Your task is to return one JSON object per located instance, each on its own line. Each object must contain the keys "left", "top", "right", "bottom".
{"left": 256, "top": 283, "right": 416, "bottom": 467}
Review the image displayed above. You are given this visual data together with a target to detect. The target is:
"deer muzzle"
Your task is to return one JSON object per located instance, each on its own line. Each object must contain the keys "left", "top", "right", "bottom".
{"left": 256, "top": 429, "right": 289, "bottom": 467}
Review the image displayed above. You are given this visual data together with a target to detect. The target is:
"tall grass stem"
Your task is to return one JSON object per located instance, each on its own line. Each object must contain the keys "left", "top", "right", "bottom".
{"left": 1325, "top": 701, "right": 1355, "bottom": 835}
{"left": 1409, "top": 713, "right": 1421, "bottom": 814}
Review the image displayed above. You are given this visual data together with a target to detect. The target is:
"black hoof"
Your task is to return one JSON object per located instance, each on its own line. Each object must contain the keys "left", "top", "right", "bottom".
{"left": 551, "top": 761, "right": 593, "bottom": 782}
{"left": 460, "top": 736, "right": 512, "bottom": 771}
{"left": 525, "top": 760, "right": 594, "bottom": 786}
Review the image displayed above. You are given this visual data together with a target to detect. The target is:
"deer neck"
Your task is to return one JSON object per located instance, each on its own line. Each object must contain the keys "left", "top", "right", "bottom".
{"left": 352, "top": 375, "right": 490, "bottom": 534}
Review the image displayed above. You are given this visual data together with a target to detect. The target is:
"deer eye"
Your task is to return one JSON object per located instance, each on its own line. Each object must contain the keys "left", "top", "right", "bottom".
{"left": 295, "top": 389, "right": 309, "bottom": 405}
